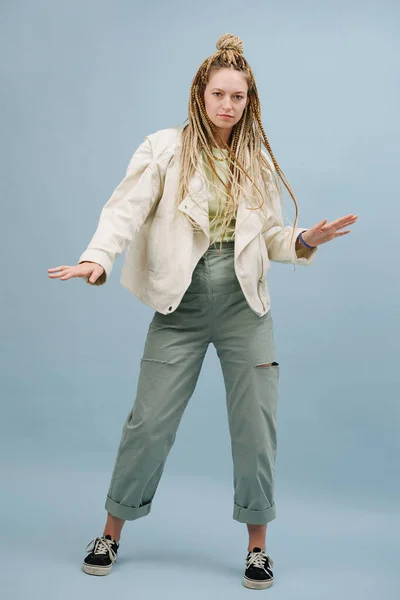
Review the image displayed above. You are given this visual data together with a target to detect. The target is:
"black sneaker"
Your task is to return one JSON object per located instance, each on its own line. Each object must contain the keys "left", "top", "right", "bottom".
{"left": 82, "top": 534, "right": 119, "bottom": 576}
{"left": 243, "top": 546, "right": 274, "bottom": 590}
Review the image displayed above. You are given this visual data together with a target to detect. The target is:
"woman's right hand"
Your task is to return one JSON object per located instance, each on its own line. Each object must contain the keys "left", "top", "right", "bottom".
{"left": 47, "top": 261, "right": 105, "bottom": 285}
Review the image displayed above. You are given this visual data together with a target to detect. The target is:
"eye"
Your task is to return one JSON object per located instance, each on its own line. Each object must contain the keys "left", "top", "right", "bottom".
{"left": 213, "top": 92, "right": 222, "bottom": 97}
{"left": 234, "top": 95, "right": 244, "bottom": 100}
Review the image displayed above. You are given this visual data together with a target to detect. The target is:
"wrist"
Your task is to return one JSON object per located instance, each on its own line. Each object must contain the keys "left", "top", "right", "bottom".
{"left": 298, "top": 230, "right": 316, "bottom": 249}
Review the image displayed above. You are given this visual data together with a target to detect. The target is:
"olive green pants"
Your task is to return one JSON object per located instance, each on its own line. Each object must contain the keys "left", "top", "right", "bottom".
{"left": 105, "top": 241, "right": 279, "bottom": 525}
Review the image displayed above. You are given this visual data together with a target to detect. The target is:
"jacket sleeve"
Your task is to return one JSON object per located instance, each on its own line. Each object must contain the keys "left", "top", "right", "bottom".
{"left": 260, "top": 153, "right": 318, "bottom": 266}
{"left": 78, "top": 136, "right": 161, "bottom": 285}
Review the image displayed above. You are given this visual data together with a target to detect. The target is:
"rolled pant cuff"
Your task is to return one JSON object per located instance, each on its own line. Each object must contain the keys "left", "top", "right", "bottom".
{"left": 105, "top": 495, "right": 152, "bottom": 521}
{"left": 233, "top": 502, "right": 276, "bottom": 524}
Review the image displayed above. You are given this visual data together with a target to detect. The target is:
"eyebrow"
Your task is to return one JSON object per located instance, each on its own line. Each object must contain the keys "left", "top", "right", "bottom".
{"left": 211, "top": 88, "right": 247, "bottom": 94}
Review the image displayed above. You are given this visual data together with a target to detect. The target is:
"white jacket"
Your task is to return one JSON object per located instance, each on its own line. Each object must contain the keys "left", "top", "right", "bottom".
{"left": 78, "top": 128, "right": 318, "bottom": 317}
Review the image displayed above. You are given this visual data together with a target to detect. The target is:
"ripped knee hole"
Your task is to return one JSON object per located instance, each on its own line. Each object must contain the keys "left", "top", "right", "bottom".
{"left": 255, "top": 362, "right": 279, "bottom": 368}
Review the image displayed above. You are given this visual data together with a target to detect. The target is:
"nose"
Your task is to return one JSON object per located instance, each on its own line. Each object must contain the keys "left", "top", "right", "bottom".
{"left": 221, "top": 99, "right": 233, "bottom": 113}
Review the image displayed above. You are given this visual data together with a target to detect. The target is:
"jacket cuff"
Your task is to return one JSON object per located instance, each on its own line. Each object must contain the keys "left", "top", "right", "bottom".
{"left": 291, "top": 228, "right": 318, "bottom": 266}
{"left": 292, "top": 244, "right": 318, "bottom": 266}
{"left": 78, "top": 249, "right": 114, "bottom": 285}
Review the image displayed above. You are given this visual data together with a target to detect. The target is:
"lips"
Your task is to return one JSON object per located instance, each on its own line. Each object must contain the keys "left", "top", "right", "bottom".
{"left": 218, "top": 114, "right": 233, "bottom": 119}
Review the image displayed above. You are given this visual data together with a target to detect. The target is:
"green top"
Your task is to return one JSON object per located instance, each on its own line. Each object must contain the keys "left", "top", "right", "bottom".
{"left": 202, "top": 148, "right": 236, "bottom": 244}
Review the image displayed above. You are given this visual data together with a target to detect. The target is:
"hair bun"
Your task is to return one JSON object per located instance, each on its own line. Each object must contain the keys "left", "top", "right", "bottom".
{"left": 216, "top": 33, "right": 244, "bottom": 55}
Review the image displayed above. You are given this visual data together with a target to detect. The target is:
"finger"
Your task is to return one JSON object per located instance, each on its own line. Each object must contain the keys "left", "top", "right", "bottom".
{"left": 48, "top": 266, "right": 70, "bottom": 272}
{"left": 339, "top": 215, "right": 358, "bottom": 226}
{"left": 321, "top": 217, "right": 357, "bottom": 234}
{"left": 309, "top": 219, "right": 328, "bottom": 234}
{"left": 335, "top": 221, "right": 356, "bottom": 231}
{"left": 89, "top": 272, "right": 100, "bottom": 284}
{"left": 48, "top": 269, "right": 69, "bottom": 278}
{"left": 313, "top": 218, "right": 328, "bottom": 229}
{"left": 334, "top": 230, "right": 351, "bottom": 237}
{"left": 61, "top": 270, "right": 88, "bottom": 280}
{"left": 329, "top": 214, "right": 357, "bottom": 228}
{"left": 60, "top": 272, "right": 76, "bottom": 280}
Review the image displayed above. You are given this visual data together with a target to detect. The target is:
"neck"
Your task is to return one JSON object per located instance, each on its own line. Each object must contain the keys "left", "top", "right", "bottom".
{"left": 213, "top": 127, "right": 232, "bottom": 148}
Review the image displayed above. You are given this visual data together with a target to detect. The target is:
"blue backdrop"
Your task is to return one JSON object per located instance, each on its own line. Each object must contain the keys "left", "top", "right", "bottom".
{"left": 1, "top": 0, "right": 399, "bottom": 598}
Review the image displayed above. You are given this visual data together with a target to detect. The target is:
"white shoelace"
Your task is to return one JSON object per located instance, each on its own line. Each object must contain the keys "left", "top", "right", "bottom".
{"left": 86, "top": 537, "right": 117, "bottom": 563}
{"left": 246, "top": 550, "right": 274, "bottom": 572}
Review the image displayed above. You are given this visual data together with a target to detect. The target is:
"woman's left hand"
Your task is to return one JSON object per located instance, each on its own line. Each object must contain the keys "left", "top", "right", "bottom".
{"left": 301, "top": 214, "right": 358, "bottom": 248}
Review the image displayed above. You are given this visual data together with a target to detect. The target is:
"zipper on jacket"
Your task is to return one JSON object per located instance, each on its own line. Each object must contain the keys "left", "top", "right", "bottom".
{"left": 258, "top": 238, "right": 266, "bottom": 313}
{"left": 258, "top": 279, "right": 266, "bottom": 313}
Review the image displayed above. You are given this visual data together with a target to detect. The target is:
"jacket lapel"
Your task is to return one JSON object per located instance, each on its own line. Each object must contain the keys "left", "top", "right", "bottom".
{"left": 234, "top": 181, "right": 264, "bottom": 257}
{"left": 176, "top": 142, "right": 264, "bottom": 255}
{"left": 177, "top": 165, "right": 210, "bottom": 238}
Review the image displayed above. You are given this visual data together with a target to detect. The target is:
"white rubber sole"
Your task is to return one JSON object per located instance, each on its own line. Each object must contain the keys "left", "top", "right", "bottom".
{"left": 242, "top": 576, "right": 274, "bottom": 590}
{"left": 82, "top": 562, "right": 114, "bottom": 576}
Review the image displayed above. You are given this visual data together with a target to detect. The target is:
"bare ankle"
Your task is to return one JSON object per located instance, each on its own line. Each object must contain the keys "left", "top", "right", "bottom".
{"left": 103, "top": 512, "right": 125, "bottom": 543}
{"left": 247, "top": 523, "right": 267, "bottom": 552}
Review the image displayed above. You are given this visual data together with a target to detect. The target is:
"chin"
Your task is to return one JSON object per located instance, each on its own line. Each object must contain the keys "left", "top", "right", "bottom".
{"left": 213, "top": 120, "right": 235, "bottom": 128}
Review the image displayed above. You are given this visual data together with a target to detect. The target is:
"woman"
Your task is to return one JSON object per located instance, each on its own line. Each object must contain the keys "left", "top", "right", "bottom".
{"left": 48, "top": 33, "right": 357, "bottom": 590}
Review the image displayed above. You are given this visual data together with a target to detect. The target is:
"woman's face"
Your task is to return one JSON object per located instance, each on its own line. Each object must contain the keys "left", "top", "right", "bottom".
{"left": 203, "top": 68, "right": 249, "bottom": 141}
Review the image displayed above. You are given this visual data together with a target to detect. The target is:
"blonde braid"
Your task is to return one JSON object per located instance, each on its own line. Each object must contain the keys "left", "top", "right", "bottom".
{"left": 251, "top": 96, "right": 299, "bottom": 245}
{"left": 177, "top": 33, "right": 299, "bottom": 247}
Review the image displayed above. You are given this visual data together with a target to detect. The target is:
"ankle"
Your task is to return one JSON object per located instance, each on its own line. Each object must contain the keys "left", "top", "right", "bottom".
{"left": 246, "top": 524, "right": 267, "bottom": 553}
{"left": 248, "top": 545, "right": 266, "bottom": 552}
{"left": 104, "top": 513, "right": 125, "bottom": 544}
{"left": 103, "top": 532, "right": 120, "bottom": 544}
